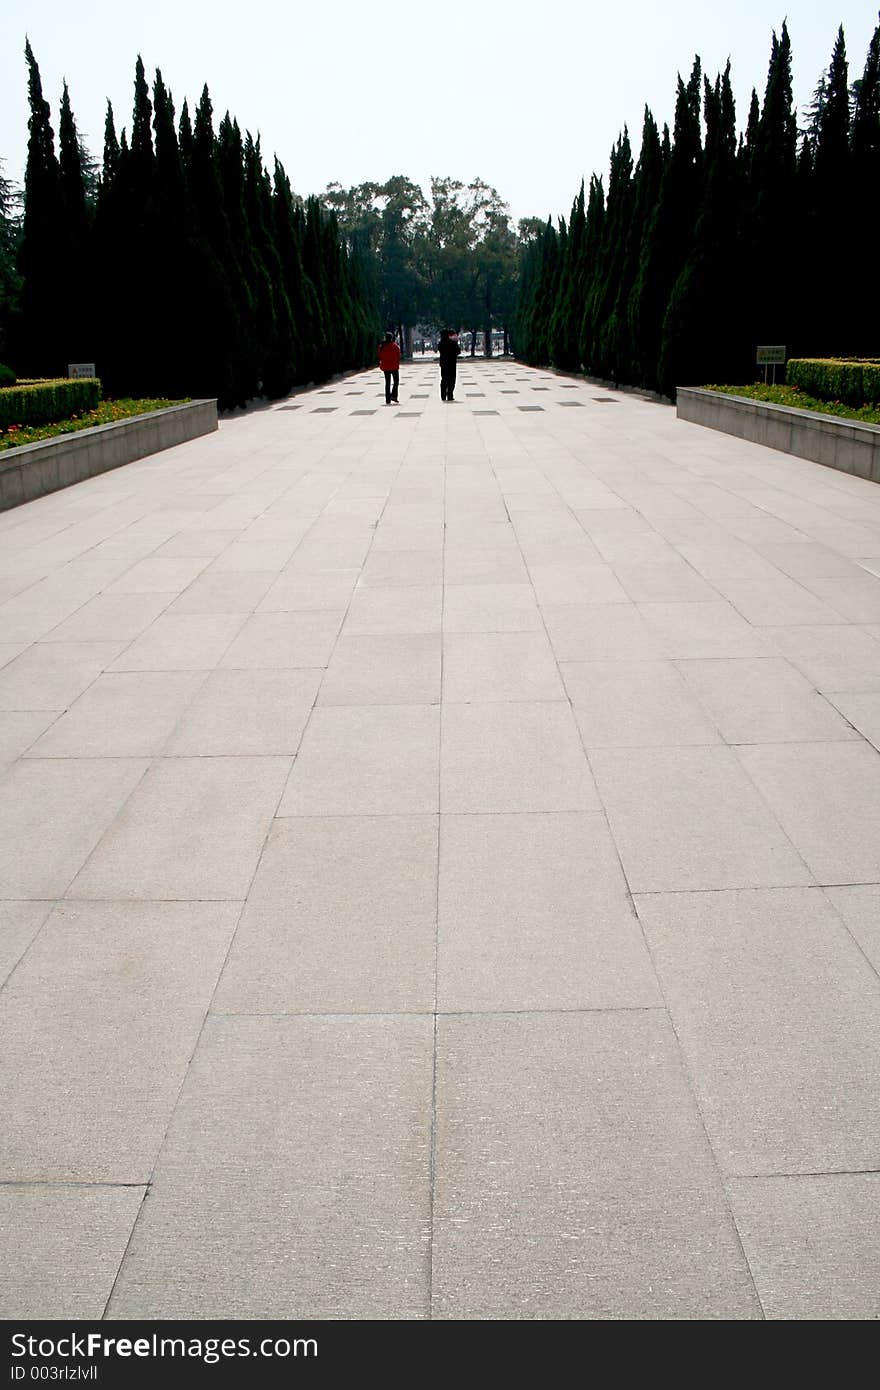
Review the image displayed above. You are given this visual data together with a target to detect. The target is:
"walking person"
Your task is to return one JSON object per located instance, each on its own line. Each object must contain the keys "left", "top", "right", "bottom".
{"left": 438, "top": 328, "right": 460, "bottom": 402}
{"left": 378, "top": 331, "right": 400, "bottom": 405}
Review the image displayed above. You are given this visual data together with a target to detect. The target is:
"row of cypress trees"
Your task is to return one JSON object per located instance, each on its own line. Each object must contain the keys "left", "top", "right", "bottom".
{"left": 515, "top": 18, "right": 880, "bottom": 397}
{"left": 10, "top": 45, "right": 378, "bottom": 407}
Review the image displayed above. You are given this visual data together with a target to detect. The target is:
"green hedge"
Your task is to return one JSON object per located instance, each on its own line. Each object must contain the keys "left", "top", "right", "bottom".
{"left": 0, "top": 378, "right": 102, "bottom": 429}
{"left": 0, "top": 364, "right": 15, "bottom": 388}
{"left": 788, "top": 358, "right": 880, "bottom": 408}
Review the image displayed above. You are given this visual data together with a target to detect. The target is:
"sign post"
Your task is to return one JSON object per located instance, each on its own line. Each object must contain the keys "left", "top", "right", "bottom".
{"left": 756, "top": 345, "right": 786, "bottom": 385}
{"left": 68, "top": 363, "right": 96, "bottom": 379}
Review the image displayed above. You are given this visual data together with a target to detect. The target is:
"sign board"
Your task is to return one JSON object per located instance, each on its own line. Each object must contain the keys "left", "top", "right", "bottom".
{"left": 756, "top": 345, "right": 786, "bottom": 365}
{"left": 68, "top": 363, "right": 96, "bottom": 379}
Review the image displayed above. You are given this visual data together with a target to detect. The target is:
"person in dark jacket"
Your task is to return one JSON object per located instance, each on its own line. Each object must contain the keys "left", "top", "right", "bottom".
{"left": 378, "top": 332, "right": 401, "bottom": 404}
{"left": 438, "top": 329, "right": 460, "bottom": 401}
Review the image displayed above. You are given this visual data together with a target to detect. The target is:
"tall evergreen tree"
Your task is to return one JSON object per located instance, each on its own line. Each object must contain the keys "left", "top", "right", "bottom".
{"left": 628, "top": 58, "right": 702, "bottom": 389}
{"left": 850, "top": 16, "right": 880, "bottom": 353}
{"left": 745, "top": 24, "right": 797, "bottom": 353}
{"left": 547, "top": 181, "right": 585, "bottom": 369}
{"left": 659, "top": 65, "right": 743, "bottom": 393}
{"left": 15, "top": 40, "right": 66, "bottom": 374}
{"left": 0, "top": 162, "right": 22, "bottom": 363}
{"left": 587, "top": 130, "right": 633, "bottom": 377}
{"left": 56, "top": 80, "right": 93, "bottom": 364}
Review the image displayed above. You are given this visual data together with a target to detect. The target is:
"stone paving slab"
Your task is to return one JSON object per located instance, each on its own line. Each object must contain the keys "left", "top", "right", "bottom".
{"left": 3, "top": 359, "right": 880, "bottom": 1318}
{"left": 106, "top": 1015, "right": 433, "bottom": 1320}
{"left": 0, "top": 1185, "right": 146, "bottom": 1319}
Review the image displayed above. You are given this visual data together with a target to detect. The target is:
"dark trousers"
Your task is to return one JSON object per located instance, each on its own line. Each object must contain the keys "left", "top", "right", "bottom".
{"left": 440, "top": 364, "right": 456, "bottom": 400}
{"left": 383, "top": 370, "right": 399, "bottom": 403}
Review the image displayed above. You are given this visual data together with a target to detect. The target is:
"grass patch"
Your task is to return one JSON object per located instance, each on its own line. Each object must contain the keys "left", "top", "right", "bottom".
{"left": 0, "top": 398, "right": 187, "bottom": 452}
{"left": 703, "top": 383, "right": 880, "bottom": 426}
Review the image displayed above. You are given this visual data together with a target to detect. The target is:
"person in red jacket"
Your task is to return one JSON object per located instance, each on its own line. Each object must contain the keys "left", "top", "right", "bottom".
{"left": 378, "top": 332, "right": 401, "bottom": 405}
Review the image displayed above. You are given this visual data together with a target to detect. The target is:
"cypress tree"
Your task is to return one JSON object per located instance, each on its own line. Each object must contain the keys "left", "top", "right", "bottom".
{"left": 575, "top": 172, "right": 606, "bottom": 370}
{"left": 16, "top": 39, "right": 66, "bottom": 375}
{"left": 191, "top": 88, "right": 253, "bottom": 405}
{"left": 178, "top": 99, "right": 194, "bottom": 169}
{"left": 850, "top": 17, "right": 880, "bottom": 354}
{"left": 587, "top": 130, "right": 633, "bottom": 377}
{"left": 57, "top": 80, "right": 93, "bottom": 364}
{"left": 744, "top": 24, "right": 797, "bottom": 355}
{"left": 659, "top": 65, "right": 742, "bottom": 394}
{"left": 628, "top": 58, "right": 703, "bottom": 389}
{"left": 0, "top": 163, "right": 22, "bottom": 364}
{"left": 547, "top": 181, "right": 585, "bottom": 369}
{"left": 101, "top": 101, "right": 120, "bottom": 195}
{"left": 812, "top": 27, "right": 851, "bottom": 352}
{"left": 611, "top": 108, "right": 662, "bottom": 382}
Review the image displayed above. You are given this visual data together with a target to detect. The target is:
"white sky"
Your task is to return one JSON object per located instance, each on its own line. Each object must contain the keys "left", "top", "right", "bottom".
{"left": 1, "top": 0, "right": 877, "bottom": 223}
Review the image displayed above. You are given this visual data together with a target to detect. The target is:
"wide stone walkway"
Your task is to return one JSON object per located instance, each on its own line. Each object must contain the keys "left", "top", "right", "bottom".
{"left": 2, "top": 360, "right": 880, "bottom": 1321}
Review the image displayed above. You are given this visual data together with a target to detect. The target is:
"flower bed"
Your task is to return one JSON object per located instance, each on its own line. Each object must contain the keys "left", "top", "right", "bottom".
{"left": 1, "top": 396, "right": 186, "bottom": 451}
{"left": 703, "top": 383, "right": 880, "bottom": 426}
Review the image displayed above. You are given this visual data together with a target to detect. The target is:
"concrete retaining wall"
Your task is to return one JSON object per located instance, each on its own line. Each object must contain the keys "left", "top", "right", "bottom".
{"left": 0, "top": 399, "right": 218, "bottom": 511}
{"left": 676, "top": 387, "right": 880, "bottom": 484}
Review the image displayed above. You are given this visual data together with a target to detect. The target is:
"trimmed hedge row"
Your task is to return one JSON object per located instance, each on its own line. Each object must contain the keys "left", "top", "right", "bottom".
{"left": 0, "top": 378, "right": 102, "bottom": 429}
{"left": 788, "top": 358, "right": 880, "bottom": 408}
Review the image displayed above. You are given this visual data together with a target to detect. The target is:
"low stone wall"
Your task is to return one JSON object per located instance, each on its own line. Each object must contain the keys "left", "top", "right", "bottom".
{"left": 676, "top": 387, "right": 880, "bottom": 485}
{"left": 0, "top": 400, "right": 218, "bottom": 511}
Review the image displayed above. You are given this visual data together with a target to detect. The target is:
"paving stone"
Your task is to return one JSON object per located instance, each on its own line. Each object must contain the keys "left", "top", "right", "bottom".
{"left": 360, "top": 550, "right": 444, "bottom": 588}
{"left": 106, "top": 1015, "right": 433, "bottom": 1319}
{"left": 543, "top": 604, "right": 664, "bottom": 660}
{"left": 278, "top": 705, "right": 440, "bottom": 815}
{"left": 214, "top": 816, "right": 437, "bottom": 1013}
{"left": 763, "top": 625, "right": 880, "bottom": 691}
{"left": 736, "top": 742, "right": 880, "bottom": 884}
{"left": 0, "top": 900, "right": 239, "bottom": 1181}
{"left": 220, "top": 611, "right": 343, "bottom": 668}
{"left": 69, "top": 757, "right": 290, "bottom": 900}
{"left": 0, "top": 900, "right": 53, "bottom": 987}
{"left": 441, "top": 702, "right": 598, "bottom": 813}
{"left": 637, "top": 601, "right": 772, "bottom": 658}
{"left": 27, "top": 671, "right": 204, "bottom": 757}
{"left": 529, "top": 562, "right": 629, "bottom": 607}
{"left": 432, "top": 1012, "right": 759, "bottom": 1319}
{"left": 319, "top": 633, "right": 440, "bottom": 705}
{"left": 443, "top": 631, "right": 565, "bottom": 702}
{"left": 713, "top": 577, "right": 847, "bottom": 626}
{"left": 802, "top": 572, "right": 880, "bottom": 623}
{"left": 0, "top": 1185, "right": 145, "bottom": 1318}
{"left": 591, "top": 532, "right": 677, "bottom": 565}
{"left": 636, "top": 888, "right": 880, "bottom": 1175}
{"left": 44, "top": 592, "right": 175, "bottom": 642}
{"left": 107, "top": 556, "right": 211, "bottom": 594}
{"left": 442, "top": 583, "right": 542, "bottom": 633}
{"left": 156, "top": 529, "right": 242, "bottom": 558}
{"left": 0, "top": 758, "right": 148, "bottom": 898}
{"left": 257, "top": 569, "right": 359, "bottom": 613}
{"left": 0, "top": 641, "right": 126, "bottom": 711}
{"left": 111, "top": 613, "right": 246, "bottom": 671}
{"left": 210, "top": 540, "right": 298, "bottom": 573}
{"left": 562, "top": 659, "right": 722, "bottom": 747}
{"left": 164, "top": 669, "right": 321, "bottom": 755}
{"left": 167, "top": 571, "right": 276, "bottom": 614}
{"left": 728, "top": 1175, "right": 880, "bottom": 1320}
{"left": 343, "top": 585, "right": 443, "bottom": 635}
{"left": 0, "top": 709, "right": 59, "bottom": 764}
{"left": 438, "top": 813, "right": 657, "bottom": 1011}
{"left": 824, "top": 884, "right": 880, "bottom": 974}
{"left": 677, "top": 657, "right": 860, "bottom": 744}
{"left": 674, "top": 543, "right": 781, "bottom": 581}
{"left": 590, "top": 746, "right": 812, "bottom": 892}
